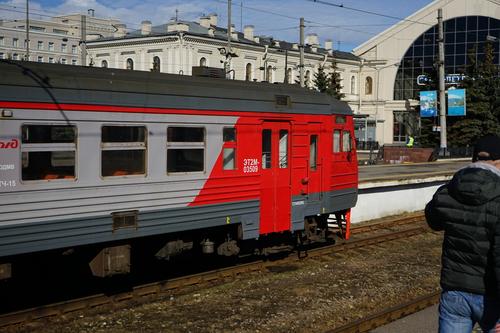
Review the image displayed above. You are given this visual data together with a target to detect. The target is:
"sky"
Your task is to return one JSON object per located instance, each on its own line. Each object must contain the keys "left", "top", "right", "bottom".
{"left": 0, "top": 0, "right": 436, "bottom": 51}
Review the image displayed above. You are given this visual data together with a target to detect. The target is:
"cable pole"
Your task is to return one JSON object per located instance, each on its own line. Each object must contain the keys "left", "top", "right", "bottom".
{"left": 226, "top": 0, "right": 232, "bottom": 79}
{"left": 81, "top": 14, "right": 87, "bottom": 66}
{"left": 25, "top": 0, "right": 29, "bottom": 61}
{"left": 438, "top": 8, "right": 447, "bottom": 154}
{"left": 299, "top": 17, "right": 305, "bottom": 87}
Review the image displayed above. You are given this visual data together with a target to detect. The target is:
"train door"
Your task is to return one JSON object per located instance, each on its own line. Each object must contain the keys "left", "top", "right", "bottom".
{"left": 260, "top": 122, "right": 291, "bottom": 234}
{"left": 332, "top": 116, "right": 356, "bottom": 184}
{"left": 307, "top": 123, "right": 322, "bottom": 201}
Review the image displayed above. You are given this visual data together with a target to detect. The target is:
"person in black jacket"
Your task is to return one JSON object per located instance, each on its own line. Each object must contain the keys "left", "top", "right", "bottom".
{"left": 425, "top": 134, "right": 500, "bottom": 333}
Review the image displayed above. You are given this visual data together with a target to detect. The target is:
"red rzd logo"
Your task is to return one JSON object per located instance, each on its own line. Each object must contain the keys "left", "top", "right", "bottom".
{"left": 0, "top": 139, "right": 19, "bottom": 149}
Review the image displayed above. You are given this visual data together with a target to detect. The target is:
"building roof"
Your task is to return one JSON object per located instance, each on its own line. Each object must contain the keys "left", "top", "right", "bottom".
{"left": 90, "top": 19, "right": 360, "bottom": 62}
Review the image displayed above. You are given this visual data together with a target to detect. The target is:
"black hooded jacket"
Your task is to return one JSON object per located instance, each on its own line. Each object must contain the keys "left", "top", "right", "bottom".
{"left": 425, "top": 162, "right": 500, "bottom": 296}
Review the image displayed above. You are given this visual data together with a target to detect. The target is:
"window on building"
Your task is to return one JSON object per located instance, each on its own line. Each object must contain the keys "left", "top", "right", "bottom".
{"left": 101, "top": 60, "right": 108, "bottom": 68}
{"left": 71, "top": 45, "right": 77, "bottom": 54}
{"left": 48, "top": 57, "right": 54, "bottom": 63}
{"left": 71, "top": 59, "right": 77, "bottom": 65}
{"left": 61, "top": 43, "right": 67, "bottom": 52}
{"left": 37, "top": 56, "right": 43, "bottom": 62}
{"left": 167, "top": 127, "right": 205, "bottom": 173}
{"left": 0, "top": 37, "right": 4, "bottom": 46}
{"left": 305, "top": 70, "right": 311, "bottom": 87}
{"left": 286, "top": 68, "right": 292, "bottom": 84}
{"left": 48, "top": 42, "right": 54, "bottom": 51}
{"left": 223, "top": 127, "right": 237, "bottom": 170}
{"left": 199, "top": 57, "right": 207, "bottom": 67}
{"left": 365, "top": 76, "right": 373, "bottom": 95}
{"left": 126, "top": 58, "right": 134, "bottom": 70}
{"left": 266, "top": 65, "right": 273, "bottom": 83}
{"left": 152, "top": 56, "right": 160, "bottom": 72}
{"left": 21, "top": 125, "right": 76, "bottom": 181}
{"left": 13, "top": 38, "right": 18, "bottom": 47}
{"left": 393, "top": 111, "right": 408, "bottom": 143}
{"left": 53, "top": 29, "right": 68, "bottom": 35}
{"left": 61, "top": 58, "right": 67, "bottom": 64}
{"left": 37, "top": 41, "right": 43, "bottom": 50}
{"left": 13, "top": 54, "right": 19, "bottom": 60}
{"left": 350, "top": 76, "right": 356, "bottom": 94}
{"left": 101, "top": 126, "right": 146, "bottom": 177}
{"left": 245, "top": 63, "right": 252, "bottom": 81}
{"left": 0, "top": 53, "right": 4, "bottom": 59}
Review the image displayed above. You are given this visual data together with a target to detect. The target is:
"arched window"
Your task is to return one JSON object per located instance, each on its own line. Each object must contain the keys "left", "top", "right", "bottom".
{"left": 350, "top": 76, "right": 356, "bottom": 94}
{"left": 286, "top": 68, "right": 292, "bottom": 84}
{"left": 101, "top": 60, "right": 108, "bottom": 68}
{"left": 245, "top": 63, "right": 253, "bottom": 81}
{"left": 305, "top": 70, "right": 311, "bottom": 87}
{"left": 126, "top": 58, "right": 134, "bottom": 70}
{"left": 152, "top": 56, "right": 161, "bottom": 72}
{"left": 199, "top": 57, "right": 207, "bottom": 67}
{"left": 365, "top": 76, "right": 373, "bottom": 95}
{"left": 266, "top": 65, "right": 273, "bottom": 83}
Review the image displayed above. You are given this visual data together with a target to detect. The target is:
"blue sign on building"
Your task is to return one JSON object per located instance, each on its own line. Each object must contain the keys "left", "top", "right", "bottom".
{"left": 448, "top": 89, "right": 466, "bottom": 116}
{"left": 420, "top": 91, "right": 438, "bottom": 117}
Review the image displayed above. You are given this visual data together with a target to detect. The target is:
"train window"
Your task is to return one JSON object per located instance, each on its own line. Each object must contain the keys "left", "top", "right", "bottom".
{"left": 167, "top": 127, "right": 205, "bottom": 173}
{"left": 223, "top": 127, "right": 236, "bottom": 142}
{"left": 21, "top": 125, "right": 76, "bottom": 181}
{"left": 223, "top": 127, "right": 236, "bottom": 170}
{"left": 335, "top": 116, "right": 346, "bottom": 124}
{"left": 101, "top": 126, "right": 146, "bottom": 177}
{"left": 342, "top": 131, "right": 352, "bottom": 152}
{"left": 310, "top": 135, "right": 318, "bottom": 170}
{"left": 262, "top": 129, "right": 272, "bottom": 169}
{"left": 333, "top": 130, "right": 341, "bottom": 153}
{"left": 279, "top": 130, "right": 288, "bottom": 168}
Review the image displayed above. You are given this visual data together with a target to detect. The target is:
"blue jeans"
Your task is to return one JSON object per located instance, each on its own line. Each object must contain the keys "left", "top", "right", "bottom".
{"left": 439, "top": 290, "right": 500, "bottom": 333}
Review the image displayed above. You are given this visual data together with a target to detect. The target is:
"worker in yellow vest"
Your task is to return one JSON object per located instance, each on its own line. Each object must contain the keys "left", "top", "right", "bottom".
{"left": 406, "top": 135, "right": 414, "bottom": 148}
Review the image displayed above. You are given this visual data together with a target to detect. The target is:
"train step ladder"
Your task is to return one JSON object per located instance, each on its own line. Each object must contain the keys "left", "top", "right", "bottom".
{"left": 327, "top": 209, "right": 351, "bottom": 240}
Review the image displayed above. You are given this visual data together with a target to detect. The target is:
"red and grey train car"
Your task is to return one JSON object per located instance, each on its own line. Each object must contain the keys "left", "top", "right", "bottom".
{"left": 0, "top": 60, "right": 357, "bottom": 278}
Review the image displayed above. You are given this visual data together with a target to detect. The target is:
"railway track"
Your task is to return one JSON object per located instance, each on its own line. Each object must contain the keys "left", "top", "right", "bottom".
{"left": 0, "top": 213, "right": 429, "bottom": 330}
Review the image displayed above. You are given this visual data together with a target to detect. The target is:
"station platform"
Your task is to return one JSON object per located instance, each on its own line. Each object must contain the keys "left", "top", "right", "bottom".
{"left": 352, "top": 159, "right": 469, "bottom": 223}
{"left": 371, "top": 305, "right": 439, "bottom": 332}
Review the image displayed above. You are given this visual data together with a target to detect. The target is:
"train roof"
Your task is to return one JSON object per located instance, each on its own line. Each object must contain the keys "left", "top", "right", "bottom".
{"left": 0, "top": 60, "right": 352, "bottom": 116}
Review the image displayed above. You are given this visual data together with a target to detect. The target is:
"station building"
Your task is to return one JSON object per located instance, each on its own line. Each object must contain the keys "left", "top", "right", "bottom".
{"left": 354, "top": 0, "right": 500, "bottom": 147}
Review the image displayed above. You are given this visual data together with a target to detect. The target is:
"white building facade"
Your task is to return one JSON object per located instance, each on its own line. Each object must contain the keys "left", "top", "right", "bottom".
{"left": 354, "top": 0, "right": 500, "bottom": 146}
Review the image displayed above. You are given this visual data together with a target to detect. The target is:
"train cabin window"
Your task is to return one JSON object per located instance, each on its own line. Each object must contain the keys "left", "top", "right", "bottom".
{"left": 262, "top": 129, "right": 272, "bottom": 169}
{"left": 342, "top": 131, "right": 352, "bottom": 152}
{"left": 310, "top": 135, "right": 318, "bottom": 170}
{"left": 335, "top": 115, "right": 346, "bottom": 124}
{"left": 333, "top": 130, "right": 341, "bottom": 153}
{"left": 21, "top": 124, "right": 76, "bottom": 181}
{"left": 279, "top": 130, "right": 288, "bottom": 168}
{"left": 101, "top": 126, "right": 146, "bottom": 177}
{"left": 167, "top": 127, "right": 205, "bottom": 173}
{"left": 223, "top": 127, "right": 236, "bottom": 170}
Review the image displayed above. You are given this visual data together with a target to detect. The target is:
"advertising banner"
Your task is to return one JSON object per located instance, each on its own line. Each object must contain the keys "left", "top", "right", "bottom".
{"left": 447, "top": 89, "right": 466, "bottom": 116}
{"left": 420, "top": 91, "right": 438, "bottom": 117}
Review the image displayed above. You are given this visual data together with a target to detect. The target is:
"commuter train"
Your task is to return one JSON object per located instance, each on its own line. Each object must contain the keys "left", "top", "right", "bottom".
{"left": 0, "top": 60, "right": 357, "bottom": 279}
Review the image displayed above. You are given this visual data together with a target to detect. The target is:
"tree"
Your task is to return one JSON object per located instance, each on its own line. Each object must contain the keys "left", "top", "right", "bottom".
{"left": 448, "top": 42, "right": 500, "bottom": 146}
{"left": 326, "top": 59, "right": 345, "bottom": 99}
{"left": 313, "top": 65, "right": 328, "bottom": 93}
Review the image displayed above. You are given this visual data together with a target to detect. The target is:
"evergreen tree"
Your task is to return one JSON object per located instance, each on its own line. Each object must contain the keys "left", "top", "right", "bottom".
{"left": 326, "top": 59, "right": 345, "bottom": 99}
{"left": 313, "top": 66, "right": 329, "bottom": 93}
{"left": 448, "top": 42, "right": 500, "bottom": 146}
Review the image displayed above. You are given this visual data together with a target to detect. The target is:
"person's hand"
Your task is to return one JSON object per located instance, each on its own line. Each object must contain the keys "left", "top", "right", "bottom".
{"left": 495, "top": 322, "right": 500, "bottom": 333}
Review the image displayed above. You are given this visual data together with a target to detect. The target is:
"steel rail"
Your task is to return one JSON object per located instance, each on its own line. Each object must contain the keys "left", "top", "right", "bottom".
{"left": 0, "top": 217, "right": 430, "bottom": 329}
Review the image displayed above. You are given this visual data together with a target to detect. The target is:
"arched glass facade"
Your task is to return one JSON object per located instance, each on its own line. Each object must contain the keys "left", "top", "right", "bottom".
{"left": 394, "top": 16, "right": 500, "bottom": 100}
